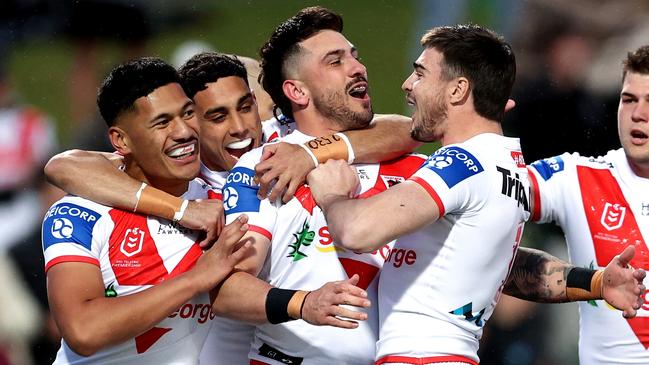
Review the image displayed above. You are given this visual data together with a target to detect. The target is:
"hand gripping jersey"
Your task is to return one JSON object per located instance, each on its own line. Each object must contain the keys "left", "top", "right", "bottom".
{"left": 42, "top": 180, "right": 214, "bottom": 365}
{"left": 376, "top": 134, "right": 530, "bottom": 365}
{"left": 198, "top": 115, "right": 291, "bottom": 365}
{"left": 528, "top": 148, "right": 649, "bottom": 364}
{"left": 223, "top": 130, "right": 425, "bottom": 365}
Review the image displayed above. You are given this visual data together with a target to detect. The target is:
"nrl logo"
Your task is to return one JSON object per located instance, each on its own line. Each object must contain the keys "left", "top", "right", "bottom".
{"left": 120, "top": 227, "right": 145, "bottom": 257}
{"left": 600, "top": 203, "right": 626, "bottom": 231}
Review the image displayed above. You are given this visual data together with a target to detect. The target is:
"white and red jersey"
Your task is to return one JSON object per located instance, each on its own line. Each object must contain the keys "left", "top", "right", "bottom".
{"left": 198, "top": 116, "right": 291, "bottom": 365}
{"left": 376, "top": 134, "right": 530, "bottom": 365}
{"left": 528, "top": 148, "right": 649, "bottom": 364}
{"left": 223, "top": 130, "right": 425, "bottom": 365}
{"left": 42, "top": 180, "right": 214, "bottom": 365}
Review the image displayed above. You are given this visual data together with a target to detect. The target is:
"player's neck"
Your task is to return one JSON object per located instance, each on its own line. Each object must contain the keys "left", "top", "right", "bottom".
{"left": 292, "top": 109, "right": 340, "bottom": 137}
{"left": 627, "top": 158, "right": 649, "bottom": 179}
{"left": 441, "top": 112, "right": 503, "bottom": 146}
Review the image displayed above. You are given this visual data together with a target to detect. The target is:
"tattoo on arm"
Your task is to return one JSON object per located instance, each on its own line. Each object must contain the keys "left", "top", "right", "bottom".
{"left": 503, "top": 247, "right": 571, "bottom": 303}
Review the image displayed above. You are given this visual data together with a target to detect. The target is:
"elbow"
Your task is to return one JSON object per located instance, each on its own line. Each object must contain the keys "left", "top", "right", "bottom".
{"left": 333, "top": 224, "right": 375, "bottom": 253}
{"left": 44, "top": 149, "right": 82, "bottom": 187}
{"left": 62, "top": 325, "right": 103, "bottom": 357}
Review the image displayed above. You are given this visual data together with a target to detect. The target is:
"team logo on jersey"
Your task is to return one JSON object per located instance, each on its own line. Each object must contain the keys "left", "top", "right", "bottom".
{"left": 43, "top": 202, "right": 101, "bottom": 250}
{"left": 105, "top": 282, "right": 118, "bottom": 297}
{"left": 530, "top": 155, "right": 565, "bottom": 181}
{"left": 600, "top": 203, "right": 626, "bottom": 231}
{"left": 381, "top": 175, "right": 405, "bottom": 188}
{"left": 288, "top": 220, "right": 315, "bottom": 262}
{"left": 51, "top": 217, "right": 74, "bottom": 239}
{"left": 120, "top": 227, "right": 145, "bottom": 257}
{"left": 423, "top": 146, "right": 483, "bottom": 188}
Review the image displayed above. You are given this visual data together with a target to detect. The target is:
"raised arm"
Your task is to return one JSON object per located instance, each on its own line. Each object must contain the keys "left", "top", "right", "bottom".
{"left": 307, "top": 160, "right": 438, "bottom": 252}
{"left": 255, "top": 114, "right": 420, "bottom": 202}
{"left": 48, "top": 216, "right": 250, "bottom": 356}
{"left": 504, "top": 246, "right": 645, "bottom": 317}
{"left": 45, "top": 149, "right": 224, "bottom": 246}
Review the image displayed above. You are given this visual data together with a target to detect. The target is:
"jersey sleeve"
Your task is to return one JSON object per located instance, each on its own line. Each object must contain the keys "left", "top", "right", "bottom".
{"left": 223, "top": 150, "right": 278, "bottom": 241}
{"left": 42, "top": 198, "right": 103, "bottom": 272}
{"left": 408, "top": 146, "right": 486, "bottom": 216}
{"left": 527, "top": 152, "right": 576, "bottom": 224}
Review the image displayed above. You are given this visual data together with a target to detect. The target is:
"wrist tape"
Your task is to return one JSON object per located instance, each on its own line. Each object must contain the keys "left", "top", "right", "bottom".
{"left": 566, "top": 267, "right": 604, "bottom": 301}
{"left": 265, "top": 288, "right": 310, "bottom": 324}
{"left": 303, "top": 132, "right": 355, "bottom": 166}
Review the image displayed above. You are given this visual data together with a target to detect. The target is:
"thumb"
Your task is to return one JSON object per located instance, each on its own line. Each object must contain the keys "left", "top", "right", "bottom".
{"left": 347, "top": 274, "right": 360, "bottom": 286}
{"left": 617, "top": 245, "right": 636, "bottom": 267}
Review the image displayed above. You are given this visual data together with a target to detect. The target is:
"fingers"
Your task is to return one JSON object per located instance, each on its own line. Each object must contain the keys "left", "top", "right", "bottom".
{"left": 617, "top": 245, "right": 636, "bottom": 267}
{"left": 260, "top": 144, "right": 278, "bottom": 162}
{"left": 215, "top": 215, "right": 249, "bottom": 249}
{"left": 268, "top": 175, "right": 289, "bottom": 203}
{"left": 322, "top": 317, "right": 360, "bottom": 329}
{"left": 257, "top": 168, "right": 280, "bottom": 200}
{"left": 282, "top": 179, "right": 301, "bottom": 203}
{"left": 634, "top": 268, "right": 646, "bottom": 282}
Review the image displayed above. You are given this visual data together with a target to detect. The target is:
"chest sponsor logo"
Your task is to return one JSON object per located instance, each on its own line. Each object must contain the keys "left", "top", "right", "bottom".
{"left": 424, "top": 146, "right": 483, "bottom": 188}
{"left": 384, "top": 247, "right": 417, "bottom": 268}
{"left": 497, "top": 166, "right": 530, "bottom": 212}
{"left": 120, "top": 227, "right": 145, "bottom": 257}
{"left": 530, "top": 155, "right": 564, "bottom": 181}
{"left": 157, "top": 221, "right": 194, "bottom": 235}
{"left": 43, "top": 202, "right": 101, "bottom": 250}
{"left": 600, "top": 202, "right": 626, "bottom": 231}
{"left": 357, "top": 168, "right": 370, "bottom": 181}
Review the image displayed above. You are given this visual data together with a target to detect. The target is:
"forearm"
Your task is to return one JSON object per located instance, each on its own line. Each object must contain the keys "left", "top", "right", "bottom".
{"left": 503, "top": 247, "right": 570, "bottom": 303}
{"left": 210, "top": 271, "right": 272, "bottom": 324}
{"left": 345, "top": 114, "right": 421, "bottom": 163}
{"left": 45, "top": 149, "right": 139, "bottom": 209}
{"left": 51, "top": 271, "right": 201, "bottom": 356}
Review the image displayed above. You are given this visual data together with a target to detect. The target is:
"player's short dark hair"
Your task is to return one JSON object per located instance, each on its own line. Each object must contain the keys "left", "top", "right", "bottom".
{"left": 623, "top": 45, "right": 649, "bottom": 80}
{"left": 259, "top": 6, "right": 343, "bottom": 120}
{"left": 420, "top": 24, "right": 516, "bottom": 122}
{"left": 178, "top": 52, "right": 248, "bottom": 99}
{"left": 97, "top": 57, "right": 180, "bottom": 126}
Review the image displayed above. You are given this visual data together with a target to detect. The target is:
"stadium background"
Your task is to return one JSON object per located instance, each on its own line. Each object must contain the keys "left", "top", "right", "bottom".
{"left": 2, "top": 0, "right": 648, "bottom": 364}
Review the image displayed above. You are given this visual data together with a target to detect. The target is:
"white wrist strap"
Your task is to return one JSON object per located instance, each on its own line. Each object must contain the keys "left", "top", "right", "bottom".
{"left": 334, "top": 132, "right": 355, "bottom": 164}
{"left": 298, "top": 143, "right": 319, "bottom": 167}
{"left": 173, "top": 199, "right": 189, "bottom": 223}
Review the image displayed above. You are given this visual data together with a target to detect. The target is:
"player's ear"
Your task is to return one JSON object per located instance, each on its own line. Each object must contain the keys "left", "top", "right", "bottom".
{"left": 283, "top": 79, "right": 309, "bottom": 108}
{"left": 108, "top": 126, "right": 132, "bottom": 155}
{"left": 449, "top": 76, "right": 470, "bottom": 105}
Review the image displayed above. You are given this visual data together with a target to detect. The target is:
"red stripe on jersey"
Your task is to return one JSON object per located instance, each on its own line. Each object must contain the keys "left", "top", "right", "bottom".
{"left": 250, "top": 225, "right": 272, "bottom": 240}
{"left": 576, "top": 166, "right": 649, "bottom": 349}
{"left": 410, "top": 176, "right": 445, "bottom": 217}
{"left": 338, "top": 258, "right": 380, "bottom": 290}
{"left": 45, "top": 255, "right": 100, "bottom": 272}
{"left": 359, "top": 155, "right": 425, "bottom": 199}
{"left": 135, "top": 326, "right": 172, "bottom": 353}
{"left": 250, "top": 360, "right": 270, "bottom": 365}
{"left": 376, "top": 355, "right": 478, "bottom": 365}
{"left": 527, "top": 167, "right": 542, "bottom": 222}
{"left": 168, "top": 244, "right": 202, "bottom": 279}
{"left": 294, "top": 185, "right": 317, "bottom": 215}
{"left": 208, "top": 190, "right": 222, "bottom": 200}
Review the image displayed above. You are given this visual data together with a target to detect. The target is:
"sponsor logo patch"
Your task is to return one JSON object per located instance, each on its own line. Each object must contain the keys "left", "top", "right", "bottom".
{"left": 423, "top": 146, "right": 483, "bottom": 188}
{"left": 531, "top": 155, "right": 565, "bottom": 181}
{"left": 43, "top": 202, "right": 101, "bottom": 250}
{"left": 223, "top": 167, "right": 261, "bottom": 214}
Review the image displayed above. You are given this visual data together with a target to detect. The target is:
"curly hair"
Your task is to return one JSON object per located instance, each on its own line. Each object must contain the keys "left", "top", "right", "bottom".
{"left": 623, "top": 45, "right": 649, "bottom": 80}
{"left": 259, "top": 6, "right": 343, "bottom": 120}
{"left": 420, "top": 24, "right": 516, "bottom": 123}
{"left": 97, "top": 57, "right": 180, "bottom": 126}
{"left": 178, "top": 52, "right": 248, "bottom": 99}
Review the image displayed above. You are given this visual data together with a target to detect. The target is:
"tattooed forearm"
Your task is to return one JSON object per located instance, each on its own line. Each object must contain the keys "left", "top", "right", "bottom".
{"left": 503, "top": 247, "right": 571, "bottom": 303}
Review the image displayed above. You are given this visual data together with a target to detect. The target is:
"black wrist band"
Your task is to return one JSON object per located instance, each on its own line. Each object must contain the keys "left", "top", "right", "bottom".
{"left": 566, "top": 267, "right": 596, "bottom": 291}
{"left": 266, "top": 288, "right": 297, "bottom": 324}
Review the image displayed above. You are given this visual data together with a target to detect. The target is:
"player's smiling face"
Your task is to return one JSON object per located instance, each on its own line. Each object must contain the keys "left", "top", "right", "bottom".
{"left": 402, "top": 47, "right": 449, "bottom": 143}
{"left": 618, "top": 71, "right": 649, "bottom": 175}
{"left": 193, "top": 76, "right": 263, "bottom": 172}
{"left": 298, "top": 30, "right": 373, "bottom": 130}
{"left": 113, "top": 83, "right": 200, "bottom": 191}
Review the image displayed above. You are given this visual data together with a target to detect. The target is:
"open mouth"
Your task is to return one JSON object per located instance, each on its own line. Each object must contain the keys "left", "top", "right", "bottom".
{"left": 167, "top": 142, "right": 197, "bottom": 160}
{"left": 347, "top": 81, "right": 369, "bottom": 100}
{"left": 225, "top": 138, "right": 253, "bottom": 159}
{"left": 631, "top": 129, "right": 649, "bottom": 144}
